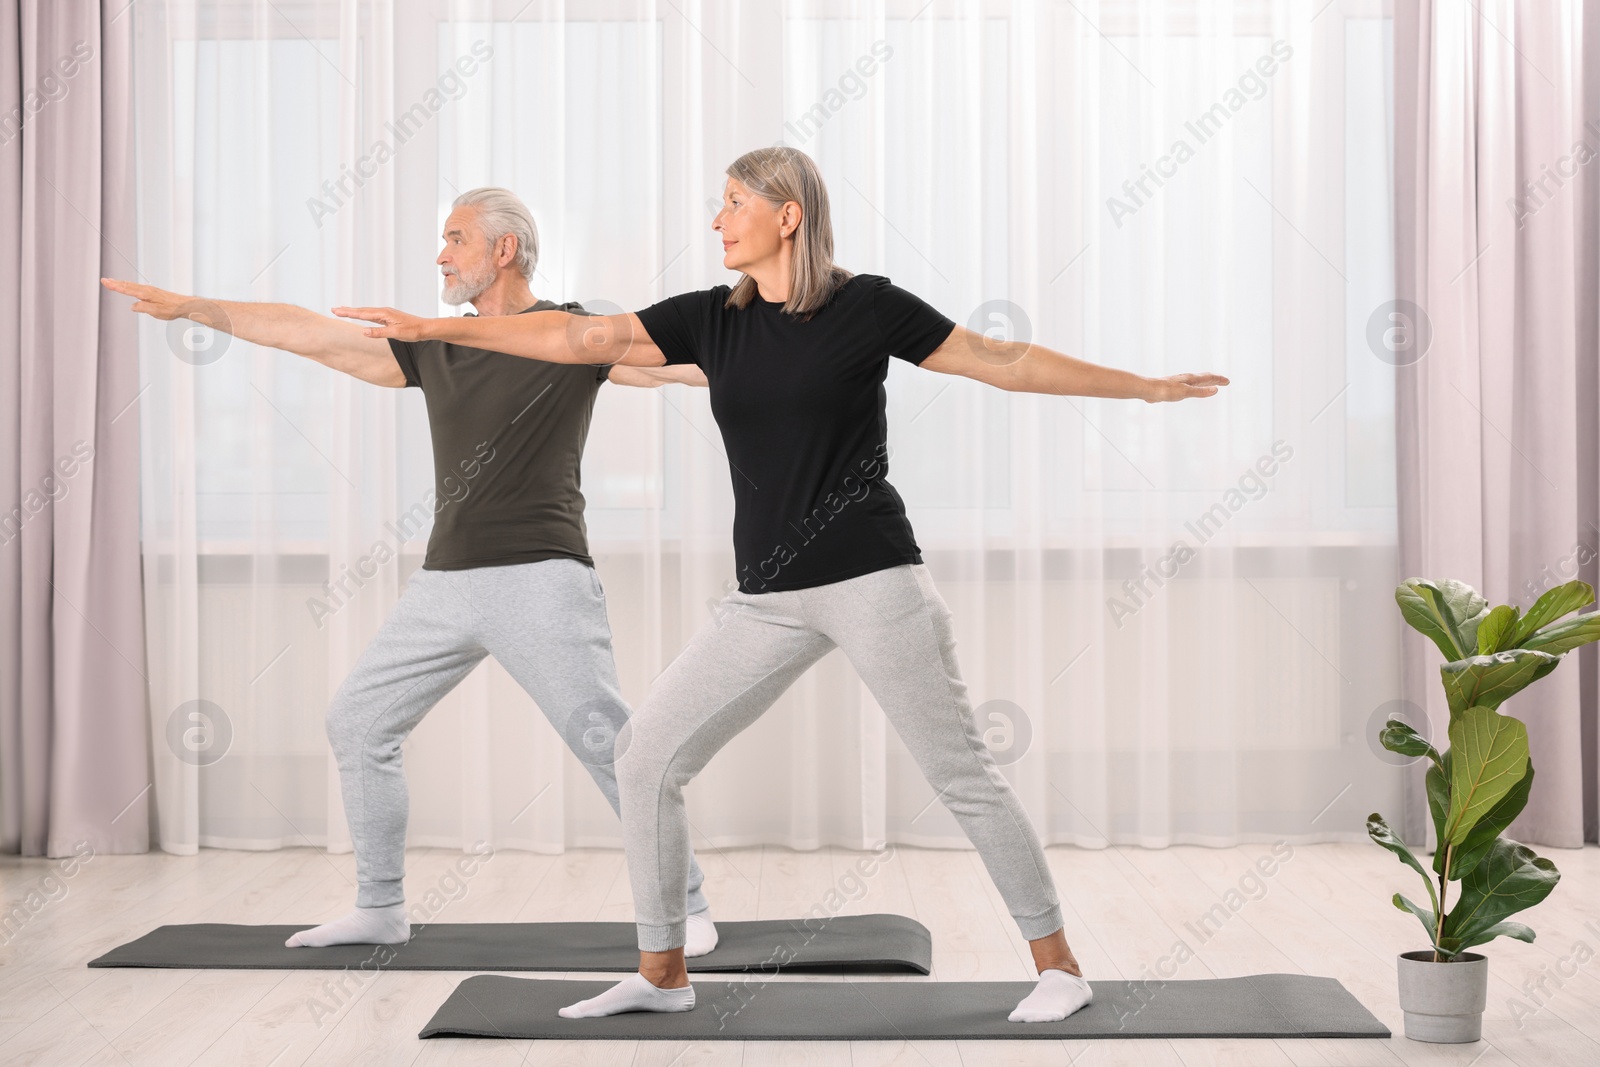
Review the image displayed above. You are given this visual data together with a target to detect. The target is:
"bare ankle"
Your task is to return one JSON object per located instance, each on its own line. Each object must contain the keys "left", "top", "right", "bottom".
{"left": 640, "top": 967, "right": 690, "bottom": 989}
{"left": 639, "top": 946, "right": 689, "bottom": 988}
{"left": 1026, "top": 929, "right": 1081, "bottom": 979}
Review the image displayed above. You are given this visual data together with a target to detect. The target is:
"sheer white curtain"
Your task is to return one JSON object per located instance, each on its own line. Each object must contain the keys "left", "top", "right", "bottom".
{"left": 133, "top": 0, "right": 1401, "bottom": 858}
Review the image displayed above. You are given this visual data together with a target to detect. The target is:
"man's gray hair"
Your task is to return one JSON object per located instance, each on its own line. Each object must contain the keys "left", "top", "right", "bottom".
{"left": 452, "top": 187, "right": 539, "bottom": 280}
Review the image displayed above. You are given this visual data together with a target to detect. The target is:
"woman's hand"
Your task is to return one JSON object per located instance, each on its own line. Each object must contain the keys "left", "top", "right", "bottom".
{"left": 1143, "top": 372, "right": 1230, "bottom": 403}
{"left": 333, "top": 306, "right": 432, "bottom": 342}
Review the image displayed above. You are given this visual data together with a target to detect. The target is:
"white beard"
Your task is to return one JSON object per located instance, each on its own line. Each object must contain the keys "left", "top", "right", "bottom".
{"left": 441, "top": 263, "right": 495, "bottom": 306}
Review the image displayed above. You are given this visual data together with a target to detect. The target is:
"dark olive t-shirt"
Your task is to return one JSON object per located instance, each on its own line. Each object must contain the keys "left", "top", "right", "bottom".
{"left": 388, "top": 299, "right": 608, "bottom": 570}
{"left": 635, "top": 274, "right": 956, "bottom": 593}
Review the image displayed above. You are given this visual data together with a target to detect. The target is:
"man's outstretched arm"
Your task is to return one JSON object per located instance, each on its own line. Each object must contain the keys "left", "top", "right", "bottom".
{"left": 607, "top": 365, "right": 708, "bottom": 388}
{"left": 102, "top": 278, "right": 406, "bottom": 387}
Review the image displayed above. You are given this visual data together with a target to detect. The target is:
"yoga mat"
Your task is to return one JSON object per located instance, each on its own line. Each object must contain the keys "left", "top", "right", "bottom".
{"left": 418, "top": 973, "right": 1391, "bottom": 1040}
{"left": 86, "top": 914, "right": 931, "bottom": 975}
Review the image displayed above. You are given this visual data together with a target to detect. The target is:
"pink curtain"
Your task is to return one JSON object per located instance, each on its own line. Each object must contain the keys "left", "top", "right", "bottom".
{"left": 0, "top": 0, "right": 149, "bottom": 857}
{"left": 1395, "top": 0, "right": 1599, "bottom": 849}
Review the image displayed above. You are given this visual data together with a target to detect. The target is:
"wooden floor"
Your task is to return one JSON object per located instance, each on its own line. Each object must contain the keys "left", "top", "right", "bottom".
{"left": 1, "top": 840, "right": 1597, "bottom": 1065}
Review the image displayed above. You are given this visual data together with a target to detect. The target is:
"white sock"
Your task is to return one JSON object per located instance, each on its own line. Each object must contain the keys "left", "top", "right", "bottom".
{"left": 1009, "top": 968, "right": 1093, "bottom": 1023}
{"left": 684, "top": 909, "right": 719, "bottom": 958}
{"left": 558, "top": 973, "right": 695, "bottom": 1019}
{"left": 284, "top": 904, "right": 410, "bottom": 948}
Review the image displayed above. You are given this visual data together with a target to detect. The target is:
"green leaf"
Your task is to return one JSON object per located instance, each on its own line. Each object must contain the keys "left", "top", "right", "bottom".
{"left": 1522, "top": 611, "right": 1600, "bottom": 656}
{"left": 1448, "top": 764, "right": 1534, "bottom": 881}
{"left": 1509, "top": 580, "right": 1594, "bottom": 647}
{"left": 1369, "top": 813, "right": 1440, "bottom": 915}
{"left": 1380, "top": 717, "right": 1442, "bottom": 771}
{"left": 1440, "top": 650, "right": 1562, "bottom": 714}
{"left": 1426, "top": 755, "right": 1452, "bottom": 874}
{"left": 1396, "top": 579, "right": 1487, "bottom": 662}
{"left": 1444, "top": 707, "right": 1529, "bottom": 846}
{"left": 1392, "top": 892, "right": 1440, "bottom": 947}
{"left": 1457, "top": 920, "right": 1537, "bottom": 951}
{"left": 1443, "top": 839, "right": 1559, "bottom": 949}
{"left": 1476, "top": 604, "right": 1519, "bottom": 654}
{"left": 1449, "top": 585, "right": 1494, "bottom": 658}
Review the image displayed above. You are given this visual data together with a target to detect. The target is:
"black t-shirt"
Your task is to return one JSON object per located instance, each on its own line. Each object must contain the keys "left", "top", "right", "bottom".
{"left": 389, "top": 299, "right": 608, "bottom": 570}
{"left": 636, "top": 274, "right": 956, "bottom": 593}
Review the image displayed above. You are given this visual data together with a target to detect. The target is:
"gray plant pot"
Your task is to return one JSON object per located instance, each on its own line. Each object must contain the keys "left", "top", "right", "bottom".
{"left": 1396, "top": 950, "right": 1488, "bottom": 1042}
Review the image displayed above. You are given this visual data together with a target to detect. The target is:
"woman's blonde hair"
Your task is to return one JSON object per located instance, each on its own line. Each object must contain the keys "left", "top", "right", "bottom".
{"left": 724, "top": 146, "right": 851, "bottom": 319}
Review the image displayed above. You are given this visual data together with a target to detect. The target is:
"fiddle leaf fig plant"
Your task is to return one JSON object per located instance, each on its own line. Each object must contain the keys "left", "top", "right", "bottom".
{"left": 1370, "top": 578, "right": 1600, "bottom": 961}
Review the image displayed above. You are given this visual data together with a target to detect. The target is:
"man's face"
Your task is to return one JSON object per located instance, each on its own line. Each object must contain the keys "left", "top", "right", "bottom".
{"left": 437, "top": 206, "right": 498, "bottom": 306}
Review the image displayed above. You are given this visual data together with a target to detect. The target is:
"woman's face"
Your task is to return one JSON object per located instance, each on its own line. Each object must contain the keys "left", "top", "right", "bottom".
{"left": 712, "top": 177, "right": 795, "bottom": 275}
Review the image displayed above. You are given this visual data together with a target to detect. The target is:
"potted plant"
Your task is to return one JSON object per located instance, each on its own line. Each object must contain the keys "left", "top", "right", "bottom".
{"left": 1368, "top": 577, "right": 1600, "bottom": 1042}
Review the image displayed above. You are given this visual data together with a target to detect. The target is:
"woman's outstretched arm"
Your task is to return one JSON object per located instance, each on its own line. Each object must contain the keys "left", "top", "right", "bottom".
{"left": 920, "top": 325, "right": 1228, "bottom": 402}
{"left": 332, "top": 305, "right": 669, "bottom": 368}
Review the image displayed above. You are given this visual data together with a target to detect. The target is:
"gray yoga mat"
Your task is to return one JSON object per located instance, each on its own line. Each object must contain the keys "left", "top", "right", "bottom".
{"left": 86, "top": 914, "right": 931, "bottom": 975}
{"left": 418, "top": 973, "right": 1391, "bottom": 1040}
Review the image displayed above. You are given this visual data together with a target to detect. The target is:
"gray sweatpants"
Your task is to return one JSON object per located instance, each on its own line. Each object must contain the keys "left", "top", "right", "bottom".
{"left": 326, "top": 557, "right": 709, "bottom": 914}
{"left": 617, "top": 563, "right": 1062, "bottom": 951}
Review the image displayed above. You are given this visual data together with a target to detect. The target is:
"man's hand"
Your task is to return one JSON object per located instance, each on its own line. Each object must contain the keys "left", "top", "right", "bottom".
{"left": 333, "top": 306, "right": 432, "bottom": 342}
{"left": 102, "top": 278, "right": 224, "bottom": 327}
{"left": 1142, "top": 373, "right": 1230, "bottom": 403}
